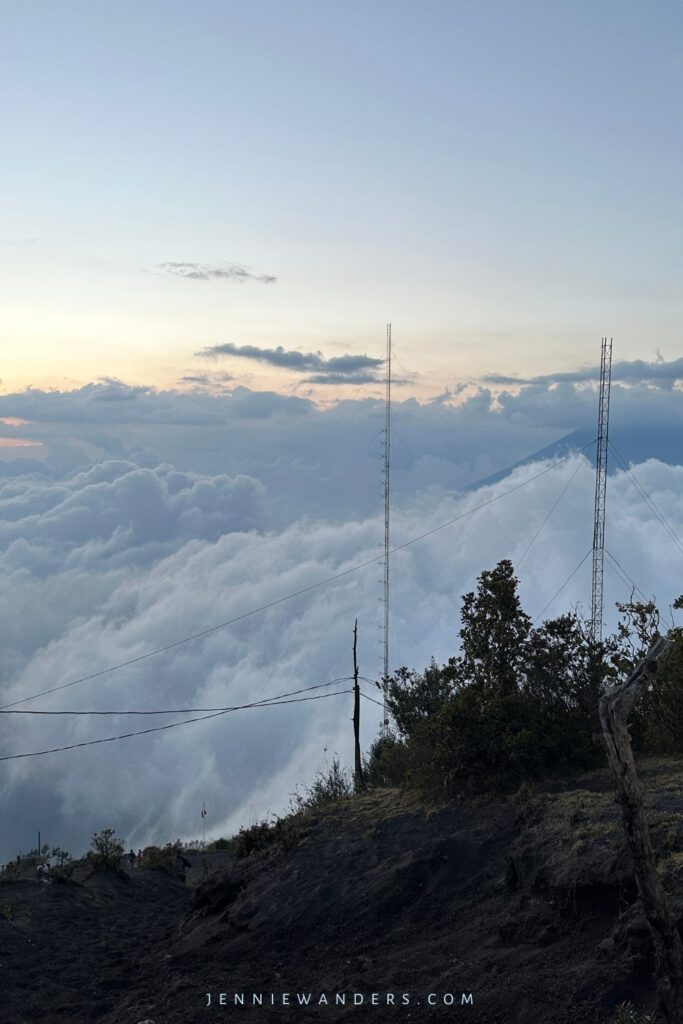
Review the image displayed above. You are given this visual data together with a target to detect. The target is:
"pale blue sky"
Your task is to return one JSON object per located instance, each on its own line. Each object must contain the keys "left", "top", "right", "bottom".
{"left": 2, "top": 0, "right": 682, "bottom": 394}
{"left": 3, "top": 1, "right": 683, "bottom": 857}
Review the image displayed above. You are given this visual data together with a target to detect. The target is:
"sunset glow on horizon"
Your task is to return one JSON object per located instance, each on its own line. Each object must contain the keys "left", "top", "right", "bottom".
{"left": 2, "top": 1, "right": 682, "bottom": 402}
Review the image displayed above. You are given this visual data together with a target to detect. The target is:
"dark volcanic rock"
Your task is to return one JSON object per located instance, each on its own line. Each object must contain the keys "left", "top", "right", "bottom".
{"left": 6, "top": 763, "right": 683, "bottom": 1023}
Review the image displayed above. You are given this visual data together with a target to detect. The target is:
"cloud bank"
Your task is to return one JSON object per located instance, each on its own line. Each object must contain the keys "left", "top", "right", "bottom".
{"left": 2, "top": 364, "right": 683, "bottom": 517}
{"left": 484, "top": 355, "right": 683, "bottom": 388}
{"left": 2, "top": 443, "right": 683, "bottom": 863}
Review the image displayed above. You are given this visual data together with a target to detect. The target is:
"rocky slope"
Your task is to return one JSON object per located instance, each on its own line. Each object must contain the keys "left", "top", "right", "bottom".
{"left": 5, "top": 761, "right": 683, "bottom": 1024}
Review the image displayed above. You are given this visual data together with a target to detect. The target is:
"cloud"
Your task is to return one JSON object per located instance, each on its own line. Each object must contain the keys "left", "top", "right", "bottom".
{"left": 178, "top": 372, "right": 234, "bottom": 391}
{"left": 302, "top": 372, "right": 384, "bottom": 385}
{"left": 0, "top": 438, "right": 42, "bottom": 448}
{"left": 1, "top": 355, "right": 683, "bottom": 521}
{"left": 156, "top": 261, "right": 276, "bottom": 284}
{"left": 1, "top": 358, "right": 683, "bottom": 859}
{"left": 0, "top": 459, "right": 270, "bottom": 685}
{"left": 197, "top": 342, "right": 384, "bottom": 383}
{"left": 2, "top": 450, "right": 683, "bottom": 864}
{"left": 483, "top": 355, "right": 683, "bottom": 389}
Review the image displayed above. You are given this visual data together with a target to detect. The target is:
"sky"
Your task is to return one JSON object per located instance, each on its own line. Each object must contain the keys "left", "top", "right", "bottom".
{"left": 1, "top": 1, "right": 683, "bottom": 861}
{"left": 2, "top": 0, "right": 683, "bottom": 397}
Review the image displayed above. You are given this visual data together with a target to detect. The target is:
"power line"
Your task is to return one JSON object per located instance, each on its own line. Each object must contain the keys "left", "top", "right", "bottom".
{"left": 388, "top": 443, "right": 594, "bottom": 556}
{"left": 0, "top": 689, "right": 352, "bottom": 762}
{"left": 391, "top": 425, "right": 418, "bottom": 464}
{"left": 0, "top": 678, "right": 354, "bottom": 716}
{"left": 609, "top": 440, "right": 683, "bottom": 560}
{"left": 315, "top": 428, "right": 384, "bottom": 511}
{"left": 533, "top": 548, "right": 592, "bottom": 625}
{"left": 359, "top": 674, "right": 382, "bottom": 688}
{"left": 359, "top": 689, "right": 385, "bottom": 709}
{"left": 1, "top": 440, "right": 595, "bottom": 712}
{"left": 515, "top": 452, "right": 590, "bottom": 570}
{"left": 604, "top": 548, "right": 648, "bottom": 603}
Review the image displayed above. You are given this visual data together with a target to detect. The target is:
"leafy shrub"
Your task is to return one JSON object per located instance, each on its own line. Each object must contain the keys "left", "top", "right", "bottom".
{"left": 207, "top": 837, "right": 231, "bottom": 851}
{"left": 365, "top": 561, "right": 651, "bottom": 795}
{"left": 232, "top": 820, "right": 276, "bottom": 857}
{"left": 385, "top": 661, "right": 456, "bottom": 739}
{"left": 139, "top": 841, "right": 182, "bottom": 870}
{"left": 363, "top": 732, "right": 409, "bottom": 788}
{"left": 422, "top": 685, "right": 600, "bottom": 792}
{"left": 229, "top": 758, "right": 355, "bottom": 859}
{"left": 614, "top": 1001, "right": 658, "bottom": 1023}
{"left": 48, "top": 846, "right": 74, "bottom": 880}
{"left": 89, "top": 828, "right": 125, "bottom": 869}
{"left": 290, "top": 755, "right": 354, "bottom": 813}
{"left": 231, "top": 815, "right": 305, "bottom": 858}
{"left": 637, "top": 630, "right": 683, "bottom": 755}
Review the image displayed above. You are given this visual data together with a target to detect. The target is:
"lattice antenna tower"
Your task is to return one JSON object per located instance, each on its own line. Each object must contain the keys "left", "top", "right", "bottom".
{"left": 590, "top": 337, "right": 613, "bottom": 642}
{"left": 381, "top": 323, "right": 392, "bottom": 730}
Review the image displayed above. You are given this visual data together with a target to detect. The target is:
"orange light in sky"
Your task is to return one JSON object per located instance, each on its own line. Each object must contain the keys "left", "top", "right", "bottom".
{"left": 0, "top": 437, "right": 43, "bottom": 447}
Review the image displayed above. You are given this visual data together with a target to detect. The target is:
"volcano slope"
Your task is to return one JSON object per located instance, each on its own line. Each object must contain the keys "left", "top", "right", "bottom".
{"left": 5, "top": 760, "right": 683, "bottom": 1024}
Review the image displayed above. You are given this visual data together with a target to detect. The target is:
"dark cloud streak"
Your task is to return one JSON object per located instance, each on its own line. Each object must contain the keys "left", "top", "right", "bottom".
{"left": 197, "top": 342, "right": 384, "bottom": 384}
{"left": 157, "top": 261, "right": 276, "bottom": 284}
{"left": 483, "top": 356, "right": 683, "bottom": 388}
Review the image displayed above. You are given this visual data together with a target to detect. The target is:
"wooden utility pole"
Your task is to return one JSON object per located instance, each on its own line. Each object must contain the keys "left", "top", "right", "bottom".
{"left": 600, "top": 636, "right": 683, "bottom": 1023}
{"left": 353, "top": 620, "right": 364, "bottom": 790}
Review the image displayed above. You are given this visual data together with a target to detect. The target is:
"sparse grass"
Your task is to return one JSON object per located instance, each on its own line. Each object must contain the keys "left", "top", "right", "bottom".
{"left": 289, "top": 755, "right": 355, "bottom": 814}
{"left": 656, "top": 849, "right": 683, "bottom": 878}
{"left": 139, "top": 842, "right": 183, "bottom": 870}
{"left": 231, "top": 813, "right": 307, "bottom": 858}
{"left": 573, "top": 821, "right": 620, "bottom": 843}
{"left": 613, "top": 1000, "right": 658, "bottom": 1023}
{"left": 0, "top": 903, "right": 16, "bottom": 923}
{"left": 207, "top": 837, "right": 231, "bottom": 851}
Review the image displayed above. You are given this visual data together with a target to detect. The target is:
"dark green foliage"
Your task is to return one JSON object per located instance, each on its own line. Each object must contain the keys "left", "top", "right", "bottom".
{"left": 231, "top": 757, "right": 355, "bottom": 859}
{"left": 365, "top": 560, "right": 683, "bottom": 797}
{"left": 454, "top": 558, "right": 532, "bottom": 696}
{"left": 232, "top": 815, "right": 304, "bottom": 857}
{"left": 89, "top": 828, "right": 125, "bottom": 869}
{"left": 637, "top": 631, "right": 683, "bottom": 755}
{"left": 139, "top": 842, "right": 182, "bottom": 870}
{"left": 233, "top": 820, "right": 278, "bottom": 857}
{"left": 290, "top": 755, "right": 354, "bottom": 813}
{"left": 419, "top": 684, "right": 597, "bottom": 792}
{"left": 49, "top": 847, "right": 74, "bottom": 880}
{"left": 602, "top": 597, "right": 683, "bottom": 755}
{"left": 363, "top": 732, "right": 409, "bottom": 788}
{"left": 385, "top": 660, "right": 456, "bottom": 738}
{"left": 207, "top": 837, "right": 231, "bottom": 851}
{"left": 611, "top": 599, "right": 661, "bottom": 675}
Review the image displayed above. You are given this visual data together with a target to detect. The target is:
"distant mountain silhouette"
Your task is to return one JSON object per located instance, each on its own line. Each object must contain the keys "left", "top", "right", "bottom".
{"left": 468, "top": 424, "right": 682, "bottom": 491}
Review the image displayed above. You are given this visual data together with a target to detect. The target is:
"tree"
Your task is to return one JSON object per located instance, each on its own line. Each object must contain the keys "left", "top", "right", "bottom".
{"left": 49, "top": 846, "right": 74, "bottom": 879}
{"left": 521, "top": 612, "right": 604, "bottom": 768}
{"left": 610, "top": 599, "right": 661, "bottom": 677}
{"left": 385, "top": 660, "right": 456, "bottom": 740}
{"left": 600, "top": 637, "right": 683, "bottom": 1024}
{"left": 453, "top": 559, "right": 531, "bottom": 697}
{"left": 89, "top": 828, "right": 125, "bottom": 869}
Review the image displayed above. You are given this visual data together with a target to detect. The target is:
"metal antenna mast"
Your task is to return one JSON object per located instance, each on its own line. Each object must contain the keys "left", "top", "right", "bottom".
{"left": 381, "top": 323, "right": 392, "bottom": 729}
{"left": 590, "top": 337, "right": 613, "bottom": 642}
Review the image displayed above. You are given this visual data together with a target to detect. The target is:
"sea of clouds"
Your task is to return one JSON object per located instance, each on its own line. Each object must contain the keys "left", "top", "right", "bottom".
{"left": 1, "top": 369, "right": 682, "bottom": 862}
